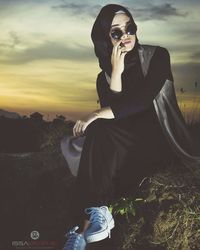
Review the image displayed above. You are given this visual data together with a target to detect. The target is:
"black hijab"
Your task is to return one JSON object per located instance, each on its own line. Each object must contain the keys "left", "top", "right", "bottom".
{"left": 91, "top": 4, "right": 141, "bottom": 77}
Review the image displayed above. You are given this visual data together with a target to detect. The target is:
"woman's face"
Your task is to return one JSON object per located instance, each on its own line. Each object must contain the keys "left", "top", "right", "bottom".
{"left": 109, "top": 13, "right": 136, "bottom": 52}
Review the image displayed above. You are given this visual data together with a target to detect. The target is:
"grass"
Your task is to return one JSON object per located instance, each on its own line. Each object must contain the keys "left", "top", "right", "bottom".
{"left": 177, "top": 91, "right": 200, "bottom": 125}
{"left": 110, "top": 169, "right": 200, "bottom": 249}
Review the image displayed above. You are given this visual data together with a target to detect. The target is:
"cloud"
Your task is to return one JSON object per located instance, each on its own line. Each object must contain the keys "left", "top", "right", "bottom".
{"left": 0, "top": 0, "right": 34, "bottom": 16}
{"left": 9, "top": 31, "right": 20, "bottom": 47}
{"left": 1, "top": 31, "right": 21, "bottom": 49}
{"left": 165, "top": 44, "right": 199, "bottom": 56}
{"left": 173, "top": 62, "right": 200, "bottom": 75}
{"left": 52, "top": 2, "right": 102, "bottom": 18}
{"left": 0, "top": 0, "right": 19, "bottom": 7}
{"left": 191, "top": 51, "right": 200, "bottom": 61}
{"left": 52, "top": 2, "right": 188, "bottom": 22}
{"left": 172, "top": 62, "right": 200, "bottom": 89}
{"left": 129, "top": 3, "right": 188, "bottom": 21}
{"left": 0, "top": 41, "right": 96, "bottom": 64}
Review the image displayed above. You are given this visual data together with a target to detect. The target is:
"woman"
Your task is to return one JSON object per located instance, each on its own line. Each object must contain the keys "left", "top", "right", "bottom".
{"left": 62, "top": 4, "right": 200, "bottom": 250}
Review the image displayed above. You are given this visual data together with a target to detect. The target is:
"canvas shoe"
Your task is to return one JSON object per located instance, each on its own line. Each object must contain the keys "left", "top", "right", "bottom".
{"left": 63, "top": 225, "right": 86, "bottom": 250}
{"left": 84, "top": 206, "right": 115, "bottom": 243}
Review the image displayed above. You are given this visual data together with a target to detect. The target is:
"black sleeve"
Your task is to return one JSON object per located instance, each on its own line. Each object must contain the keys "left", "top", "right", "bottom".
{"left": 96, "top": 71, "right": 123, "bottom": 108}
{"left": 109, "top": 47, "right": 174, "bottom": 119}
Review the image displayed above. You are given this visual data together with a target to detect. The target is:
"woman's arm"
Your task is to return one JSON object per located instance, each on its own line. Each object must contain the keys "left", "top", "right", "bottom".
{"left": 97, "top": 47, "right": 173, "bottom": 119}
{"left": 72, "top": 107, "right": 114, "bottom": 136}
{"left": 93, "top": 106, "right": 115, "bottom": 119}
{"left": 109, "top": 39, "right": 127, "bottom": 92}
{"left": 96, "top": 71, "right": 123, "bottom": 108}
{"left": 110, "top": 69, "right": 122, "bottom": 92}
{"left": 73, "top": 71, "right": 121, "bottom": 136}
{"left": 73, "top": 40, "right": 127, "bottom": 136}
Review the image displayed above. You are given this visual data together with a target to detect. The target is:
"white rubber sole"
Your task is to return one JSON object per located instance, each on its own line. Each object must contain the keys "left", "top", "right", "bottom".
{"left": 85, "top": 218, "right": 115, "bottom": 243}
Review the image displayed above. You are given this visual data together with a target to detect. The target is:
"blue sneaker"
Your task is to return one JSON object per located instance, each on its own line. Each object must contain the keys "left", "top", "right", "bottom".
{"left": 63, "top": 226, "right": 86, "bottom": 250}
{"left": 84, "top": 206, "right": 115, "bottom": 243}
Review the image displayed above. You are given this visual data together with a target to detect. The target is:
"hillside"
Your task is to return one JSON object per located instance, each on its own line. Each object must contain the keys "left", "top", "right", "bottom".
{"left": 0, "top": 117, "right": 200, "bottom": 250}
{"left": 0, "top": 109, "right": 21, "bottom": 119}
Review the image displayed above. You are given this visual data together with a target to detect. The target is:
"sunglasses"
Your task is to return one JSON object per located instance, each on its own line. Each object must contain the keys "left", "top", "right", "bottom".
{"left": 110, "top": 22, "right": 137, "bottom": 41}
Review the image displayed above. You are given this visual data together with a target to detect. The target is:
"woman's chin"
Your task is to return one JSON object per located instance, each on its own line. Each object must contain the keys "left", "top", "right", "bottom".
{"left": 126, "top": 45, "right": 135, "bottom": 52}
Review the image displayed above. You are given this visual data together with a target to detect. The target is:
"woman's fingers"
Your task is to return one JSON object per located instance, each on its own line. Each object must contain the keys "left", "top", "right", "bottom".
{"left": 111, "top": 39, "right": 127, "bottom": 74}
{"left": 73, "top": 120, "right": 86, "bottom": 136}
{"left": 117, "top": 45, "right": 125, "bottom": 57}
{"left": 113, "top": 40, "right": 122, "bottom": 55}
{"left": 73, "top": 123, "right": 77, "bottom": 136}
{"left": 82, "top": 124, "right": 87, "bottom": 134}
{"left": 73, "top": 120, "right": 78, "bottom": 136}
{"left": 115, "top": 41, "right": 127, "bottom": 58}
{"left": 113, "top": 39, "right": 122, "bottom": 50}
{"left": 119, "top": 51, "right": 127, "bottom": 63}
{"left": 77, "top": 120, "right": 83, "bottom": 136}
{"left": 73, "top": 121, "right": 78, "bottom": 136}
{"left": 79, "top": 123, "right": 86, "bottom": 135}
{"left": 120, "top": 50, "right": 128, "bottom": 57}
{"left": 73, "top": 120, "right": 80, "bottom": 136}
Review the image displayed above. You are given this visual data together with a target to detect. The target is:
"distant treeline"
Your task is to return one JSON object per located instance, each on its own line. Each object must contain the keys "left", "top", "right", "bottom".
{"left": 0, "top": 115, "right": 74, "bottom": 153}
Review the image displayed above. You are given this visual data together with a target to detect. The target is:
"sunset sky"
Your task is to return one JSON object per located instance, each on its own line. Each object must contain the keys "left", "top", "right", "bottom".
{"left": 0, "top": 0, "right": 199, "bottom": 121}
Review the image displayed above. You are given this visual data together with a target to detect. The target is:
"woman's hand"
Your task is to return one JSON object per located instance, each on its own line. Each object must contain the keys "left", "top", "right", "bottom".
{"left": 73, "top": 112, "right": 99, "bottom": 137}
{"left": 111, "top": 39, "right": 128, "bottom": 75}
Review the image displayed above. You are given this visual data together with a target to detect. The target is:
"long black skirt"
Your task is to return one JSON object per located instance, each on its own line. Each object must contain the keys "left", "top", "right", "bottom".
{"left": 69, "top": 106, "right": 177, "bottom": 226}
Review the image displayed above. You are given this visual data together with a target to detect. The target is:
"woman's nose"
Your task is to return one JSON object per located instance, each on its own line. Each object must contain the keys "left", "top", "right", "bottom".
{"left": 121, "top": 33, "right": 129, "bottom": 39}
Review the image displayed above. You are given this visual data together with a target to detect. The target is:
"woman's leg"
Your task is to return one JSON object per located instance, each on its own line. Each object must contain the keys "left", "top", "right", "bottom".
{"left": 69, "top": 114, "right": 177, "bottom": 231}
{"left": 69, "top": 117, "right": 139, "bottom": 230}
{"left": 114, "top": 115, "right": 178, "bottom": 198}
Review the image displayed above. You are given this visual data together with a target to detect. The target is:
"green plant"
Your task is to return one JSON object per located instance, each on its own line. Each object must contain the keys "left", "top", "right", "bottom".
{"left": 109, "top": 197, "right": 144, "bottom": 222}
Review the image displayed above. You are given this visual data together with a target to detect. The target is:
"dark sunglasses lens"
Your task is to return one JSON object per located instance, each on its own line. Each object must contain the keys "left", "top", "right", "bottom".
{"left": 126, "top": 23, "right": 136, "bottom": 35}
{"left": 111, "top": 29, "right": 122, "bottom": 40}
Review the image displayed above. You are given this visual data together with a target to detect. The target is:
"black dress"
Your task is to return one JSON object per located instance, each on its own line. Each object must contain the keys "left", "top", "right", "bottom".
{"left": 69, "top": 47, "right": 177, "bottom": 226}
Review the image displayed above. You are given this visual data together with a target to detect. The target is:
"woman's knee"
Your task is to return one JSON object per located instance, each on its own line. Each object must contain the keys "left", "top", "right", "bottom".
{"left": 85, "top": 118, "right": 108, "bottom": 135}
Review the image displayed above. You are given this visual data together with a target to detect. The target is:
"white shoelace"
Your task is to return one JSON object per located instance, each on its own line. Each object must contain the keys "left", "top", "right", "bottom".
{"left": 86, "top": 208, "right": 104, "bottom": 224}
{"left": 85, "top": 207, "right": 111, "bottom": 238}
